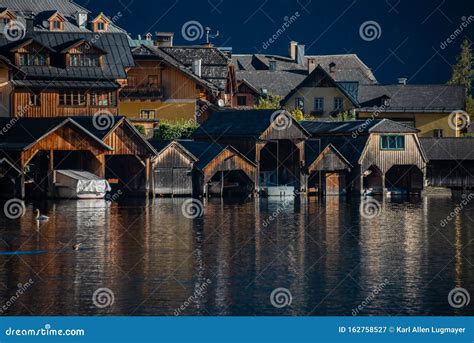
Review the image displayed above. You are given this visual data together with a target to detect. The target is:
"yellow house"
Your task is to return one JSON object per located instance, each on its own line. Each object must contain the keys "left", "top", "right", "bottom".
{"left": 282, "top": 65, "right": 359, "bottom": 119}
{"left": 356, "top": 84, "right": 466, "bottom": 137}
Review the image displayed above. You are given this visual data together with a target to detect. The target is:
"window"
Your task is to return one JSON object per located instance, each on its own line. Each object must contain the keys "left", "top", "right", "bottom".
{"left": 295, "top": 97, "right": 304, "bottom": 111}
{"left": 91, "top": 91, "right": 116, "bottom": 107}
{"left": 237, "top": 96, "right": 247, "bottom": 106}
{"left": 140, "top": 110, "right": 156, "bottom": 119}
{"left": 97, "top": 22, "right": 105, "bottom": 31}
{"left": 313, "top": 97, "right": 324, "bottom": 111}
{"left": 148, "top": 75, "right": 158, "bottom": 87}
{"left": 58, "top": 91, "right": 86, "bottom": 106}
{"left": 69, "top": 53, "right": 100, "bottom": 67}
{"left": 51, "top": 20, "right": 62, "bottom": 30}
{"left": 333, "top": 97, "right": 343, "bottom": 110}
{"left": 29, "top": 93, "right": 41, "bottom": 106}
{"left": 1, "top": 18, "right": 10, "bottom": 25}
{"left": 18, "top": 53, "right": 47, "bottom": 66}
{"left": 380, "top": 135, "right": 405, "bottom": 150}
{"left": 434, "top": 129, "right": 443, "bottom": 138}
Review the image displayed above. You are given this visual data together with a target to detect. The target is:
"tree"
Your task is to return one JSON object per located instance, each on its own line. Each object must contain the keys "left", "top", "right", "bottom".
{"left": 254, "top": 93, "right": 282, "bottom": 109}
{"left": 291, "top": 108, "right": 304, "bottom": 121}
{"left": 134, "top": 125, "right": 146, "bottom": 136}
{"left": 448, "top": 38, "right": 473, "bottom": 97}
{"left": 153, "top": 120, "right": 199, "bottom": 140}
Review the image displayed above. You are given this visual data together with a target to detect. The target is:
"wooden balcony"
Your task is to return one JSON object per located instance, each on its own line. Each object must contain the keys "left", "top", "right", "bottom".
{"left": 120, "top": 86, "right": 163, "bottom": 100}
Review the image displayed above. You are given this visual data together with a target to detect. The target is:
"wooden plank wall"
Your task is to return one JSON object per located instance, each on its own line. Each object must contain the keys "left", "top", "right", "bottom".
{"left": 202, "top": 149, "right": 256, "bottom": 183}
{"left": 103, "top": 123, "right": 152, "bottom": 156}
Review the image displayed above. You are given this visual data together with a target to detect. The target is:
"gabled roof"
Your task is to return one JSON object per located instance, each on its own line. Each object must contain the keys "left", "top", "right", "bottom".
{"left": 47, "top": 11, "right": 66, "bottom": 22}
{"left": 160, "top": 46, "right": 230, "bottom": 90}
{"left": 7, "top": 38, "right": 56, "bottom": 53}
{"left": 282, "top": 65, "right": 359, "bottom": 107}
{"left": 357, "top": 84, "right": 465, "bottom": 112}
{"left": 194, "top": 109, "right": 309, "bottom": 139}
{"left": 301, "top": 119, "right": 418, "bottom": 136}
{"left": 420, "top": 138, "right": 474, "bottom": 161}
{"left": 0, "top": 117, "right": 113, "bottom": 151}
{"left": 305, "top": 140, "right": 352, "bottom": 171}
{"left": 57, "top": 38, "right": 107, "bottom": 54}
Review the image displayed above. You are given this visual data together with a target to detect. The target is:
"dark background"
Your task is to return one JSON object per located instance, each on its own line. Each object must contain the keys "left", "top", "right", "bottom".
{"left": 77, "top": 0, "right": 473, "bottom": 84}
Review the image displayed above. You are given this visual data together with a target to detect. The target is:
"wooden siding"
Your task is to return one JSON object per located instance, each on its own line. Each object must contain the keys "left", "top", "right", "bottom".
{"left": 20, "top": 124, "right": 107, "bottom": 166}
{"left": 103, "top": 123, "right": 152, "bottom": 156}
{"left": 308, "top": 146, "right": 351, "bottom": 173}
{"left": 426, "top": 161, "right": 474, "bottom": 189}
{"left": 153, "top": 143, "right": 194, "bottom": 169}
{"left": 360, "top": 134, "right": 426, "bottom": 174}
{"left": 260, "top": 113, "right": 307, "bottom": 141}
{"left": 13, "top": 90, "right": 118, "bottom": 117}
{"left": 202, "top": 149, "right": 256, "bottom": 183}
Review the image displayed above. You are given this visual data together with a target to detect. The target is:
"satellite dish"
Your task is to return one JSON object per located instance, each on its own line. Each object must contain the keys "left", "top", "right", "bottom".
{"left": 217, "top": 99, "right": 225, "bottom": 108}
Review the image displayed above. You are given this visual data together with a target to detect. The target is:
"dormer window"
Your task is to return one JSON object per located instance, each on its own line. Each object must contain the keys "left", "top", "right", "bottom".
{"left": 48, "top": 12, "right": 65, "bottom": 31}
{"left": 92, "top": 14, "right": 110, "bottom": 32}
{"left": 18, "top": 53, "right": 47, "bottom": 66}
{"left": 0, "top": 9, "right": 16, "bottom": 26}
{"left": 70, "top": 53, "right": 100, "bottom": 67}
{"left": 97, "top": 22, "right": 105, "bottom": 31}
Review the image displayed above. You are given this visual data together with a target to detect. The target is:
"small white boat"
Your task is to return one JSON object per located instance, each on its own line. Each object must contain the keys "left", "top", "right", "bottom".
{"left": 54, "top": 170, "right": 111, "bottom": 199}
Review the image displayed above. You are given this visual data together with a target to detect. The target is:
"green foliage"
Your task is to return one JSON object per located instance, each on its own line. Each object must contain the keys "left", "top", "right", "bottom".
{"left": 153, "top": 120, "right": 199, "bottom": 141}
{"left": 134, "top": 125, "right": 146, "bottom": 136}
{"left": 291, "top": 108, "right": 304, "bottom": 121}
{"left": 254, "top": 93, "right": 282, "bottom": 110}
{"left": 336, "top": 110, "right": 356, "bottom": 121}
{"left": 448, "top": 38, "right": 473, "bottom": 97}
{"left": 467, "top": 96, "right": 474, "bottom": 117}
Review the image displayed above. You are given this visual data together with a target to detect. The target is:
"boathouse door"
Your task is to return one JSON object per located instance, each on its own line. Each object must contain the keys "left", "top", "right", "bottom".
{"left": 154, "top": 168, "right": 193, "bottom": 195}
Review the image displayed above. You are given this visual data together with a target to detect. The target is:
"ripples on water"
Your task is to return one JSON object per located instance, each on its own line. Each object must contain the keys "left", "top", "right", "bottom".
{"left": 0, "top": 196, "right": 473, "bottom": 316}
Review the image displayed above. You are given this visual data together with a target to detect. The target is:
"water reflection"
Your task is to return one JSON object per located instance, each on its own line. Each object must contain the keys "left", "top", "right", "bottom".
{"left": 0, "top": 195, "right": 473, "bottom": 316}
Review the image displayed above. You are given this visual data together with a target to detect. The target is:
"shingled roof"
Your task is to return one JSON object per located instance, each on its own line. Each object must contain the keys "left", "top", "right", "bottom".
{"left": 0, "top": 31, "right": 134, "bottom": 80}
{"left": 420, "top": 138, "right": 474, "bottom": 161}
{"left": 301, "top": 119, "right": 418, "bottom": 136}
{"left": 160, "top": 46, "right": 230, "bottom": 90}
{"left": 357, "top": 84, "right": 466, "bottom": 112}
{"left": 0, "top": 0, "right": 125, "bottom": 33}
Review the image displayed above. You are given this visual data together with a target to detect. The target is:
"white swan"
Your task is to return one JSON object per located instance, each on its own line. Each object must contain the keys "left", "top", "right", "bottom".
{"left": 35, "top": 209, "right": 49, "bottom": 222}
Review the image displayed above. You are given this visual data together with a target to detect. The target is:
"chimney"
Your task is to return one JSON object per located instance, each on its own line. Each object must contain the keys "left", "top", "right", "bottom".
{"left": 145, "top": 32, "right": 153, "bottom": 41}
{"left": 329, "top": 62, "right": 336, "bottom": 77}
{"left": 25, "top": 16, "right": 34, "bottom": 33}
{"left": 296, "top": 44, "right": 305, "bottom": 66}
{"left": 192, "top": 59, "right": 202, "bottom": 77}
{"left": 398, "top": 77, "right": 407, "bottom": 85}
{"left": 269, "top": 59, "right": 277, "bottom": 71}
{"left": 155, "top": 32, "right": 174, "bottom": 47}
{"left": 75, "top": 11, "right": 88, "bottom": 28}
{"left": 308, "top": 58, "right": 317, "bottom": 74}
{"left": 289, "top": 41, "right": 298, "bottom": 61}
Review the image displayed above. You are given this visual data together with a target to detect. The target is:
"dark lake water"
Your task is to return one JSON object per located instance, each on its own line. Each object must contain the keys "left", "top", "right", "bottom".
{"left": 0, "top": 195, "right": 473, "bottom": 316}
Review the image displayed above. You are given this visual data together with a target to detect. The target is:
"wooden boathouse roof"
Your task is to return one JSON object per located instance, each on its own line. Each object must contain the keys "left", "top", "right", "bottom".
{"left": 194, "top": 109, "right": 310, "bottom": 139}
{"left": 420, "top": 138, "right": 474, "bottom": 161}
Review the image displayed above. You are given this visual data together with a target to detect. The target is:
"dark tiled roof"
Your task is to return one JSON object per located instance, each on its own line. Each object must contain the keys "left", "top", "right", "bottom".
{"left": 0, "top": 32, "right": 134, "bottom": 80}
{"left": 178, "top": 140, "right": 226, "bottom": 170}
{"left": 160, "top": 46, "right": 229, "bottom": 90}
{"left": 420, "top": 138, "right": 474, "bottom": 160}
{"left": 1, "top": 0, "right": 125, "bottom": 33}
{"left": 358, "top": 85, "right": 465, "bottom": 112}
{"left": 12, "top": 80, "right": 119, "bottom": 89}
{"left": 301, "top": 119, "right": 418, "bottom": 136}
{"left": 235, "top": 70, "right": 306, "bottom": 98}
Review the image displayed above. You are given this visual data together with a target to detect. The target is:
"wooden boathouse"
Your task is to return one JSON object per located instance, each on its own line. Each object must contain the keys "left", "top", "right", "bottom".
{"left": 0, "top": 117, "right": 156, "bottom": 198}
{"left": 421, "top": 138, "right": 474, "bottom": 190}
{"left": 150, "top": 140, "right": 256, "bottom": 197}
{"left": 193, "top": 109, "right": 310, "bottom": 194}
{"left": 301, "top": 120, "right": 428, "bottom": 194}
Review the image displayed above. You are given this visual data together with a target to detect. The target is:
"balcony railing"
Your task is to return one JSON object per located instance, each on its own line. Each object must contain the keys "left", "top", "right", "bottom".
{"left": 120, "top": 86, "right": 163, "bottom": 100}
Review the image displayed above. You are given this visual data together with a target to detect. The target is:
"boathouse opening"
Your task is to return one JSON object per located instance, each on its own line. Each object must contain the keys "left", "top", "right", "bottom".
{"left": 105, "top": 155, "right": 148, "bottom": 195}
{"left": 385, "top": 165, "right": 424, "bottom": 193}
{"left": 207, "top": 169, "right": 254, "bottom": 197}
{"left": 0, "top": 158, "right": 22, "bottom": 198}
{"left": 362, "top": 165, "right": 384, "bottom": 194}
{"left": 259, "top": 140, "right": 301, "bottom": 188}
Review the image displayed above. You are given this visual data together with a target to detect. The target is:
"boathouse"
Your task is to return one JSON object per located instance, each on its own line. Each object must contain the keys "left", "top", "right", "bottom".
{"left": 193, "top": 109, "right": 310, "bottom": 195}
{"left": 301, "top": 119, "right": 428, "bottom": 194}
{"left": 420, "top": 138, "right": 474, "bottom": 190}
{"left": 150, "top": 140, "right": 256, "bottom": 197}
{"left": 0, "top": 117, "right": 156, "bottom": 198}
